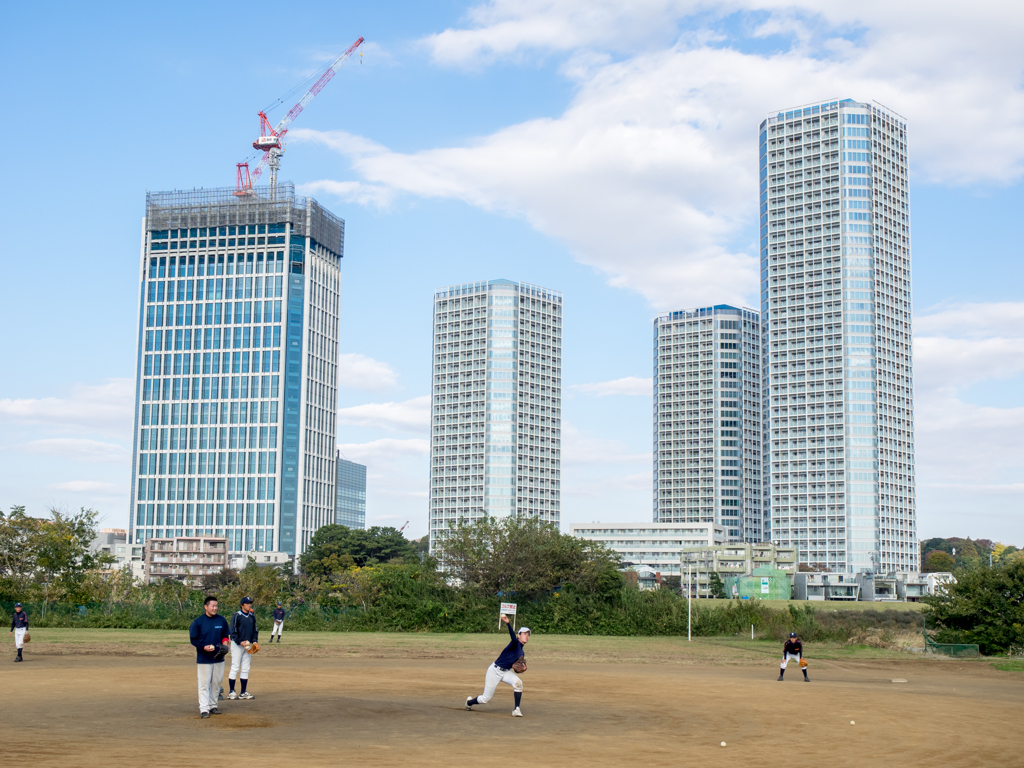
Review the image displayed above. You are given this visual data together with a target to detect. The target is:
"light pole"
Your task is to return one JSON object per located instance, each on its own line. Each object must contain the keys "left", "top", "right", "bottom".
{"left": 687, "top": 560, "right": 692, "bottom": 642}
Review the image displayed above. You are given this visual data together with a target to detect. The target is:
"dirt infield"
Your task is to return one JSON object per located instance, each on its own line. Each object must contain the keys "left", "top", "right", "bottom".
{"left": 2, "top": 631, "right": 1021, "bottom": 767}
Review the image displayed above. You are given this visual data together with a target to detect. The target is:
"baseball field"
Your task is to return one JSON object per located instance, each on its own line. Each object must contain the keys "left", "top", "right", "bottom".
{"left": 4, "top": 629, "right": 1021, "bottom": 767}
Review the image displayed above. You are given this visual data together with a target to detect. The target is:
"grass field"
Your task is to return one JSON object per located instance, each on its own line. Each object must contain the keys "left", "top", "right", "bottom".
{"left": 4, "top": 627, "right": 1021, "bottom": 767}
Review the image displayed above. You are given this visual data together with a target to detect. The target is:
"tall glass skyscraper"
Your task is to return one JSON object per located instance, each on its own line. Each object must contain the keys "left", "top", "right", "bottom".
{"left": 335, "top": 454, "right": 367, "bottom": 529}
{"left": 129, "top": 184, "right": 343, "bottom": 557}
{"left": 428, "top": 279, "right": 562, "bottom": 552}
{"left": 759, "top": 99, "right": 917, "bottom": 573}
{"left": 653, "top": 305, "right": 763, "bottom": 542}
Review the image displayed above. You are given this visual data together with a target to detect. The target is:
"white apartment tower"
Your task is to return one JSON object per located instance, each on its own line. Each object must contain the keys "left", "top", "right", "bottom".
{"left": 129, "top": 185, "right": 342, "bottom": 557}
{"left": 760, "top": 99, "right": 917, "bottom": 573}
{"left": 429, "top": 279, "right": 562, "bottom": 552}
{"left": 653, "top": 305, "right": 764, "bottom": 542}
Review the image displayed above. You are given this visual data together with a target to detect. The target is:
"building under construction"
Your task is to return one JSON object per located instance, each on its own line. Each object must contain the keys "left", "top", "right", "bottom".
{"left": 128, "top": 184, "right": 343, "bottom": 557}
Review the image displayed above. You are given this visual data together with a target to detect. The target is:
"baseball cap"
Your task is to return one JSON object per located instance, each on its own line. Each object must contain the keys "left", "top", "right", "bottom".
{"left": 14, "top": 602, "right": 21, "bottom": 608}
{"left": 789, "top": 632, "right": 797, "bottom": 637}
{"left": 241, "top": 596, "right": 253, "bottom": 605}
{"left": 518, "top": 627, "right": 531, "bottom": 635}
{"left": 276, "top": 601, "right": 282, "bottom": 606}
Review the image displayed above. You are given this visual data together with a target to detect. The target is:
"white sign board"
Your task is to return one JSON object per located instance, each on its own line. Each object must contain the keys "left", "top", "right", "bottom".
{"left": 761, "top": 578, "right": 770, "bottom": 595}
{"left": 499, "top": 602, "right": 517, "bottom": 627}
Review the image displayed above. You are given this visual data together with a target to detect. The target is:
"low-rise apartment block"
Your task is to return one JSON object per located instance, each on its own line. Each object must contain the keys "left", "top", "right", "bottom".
{"left": 144, "top": 536, "right": 228, "bottom": 586}
{"left": 570, "top": 522, "right": 726, "bottom": 575}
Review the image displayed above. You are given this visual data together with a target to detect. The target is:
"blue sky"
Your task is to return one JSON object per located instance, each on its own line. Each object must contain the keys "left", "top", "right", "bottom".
{"left": 1, "top": 1, "right": 1022, "bottom": 542}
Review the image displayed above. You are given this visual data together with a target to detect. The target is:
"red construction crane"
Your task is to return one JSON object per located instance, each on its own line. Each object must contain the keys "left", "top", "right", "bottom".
{"left": 235, "top": 36, "right": 364, "bottom": 198}
{"left": 398, "top": 521, "right": 410, "bottom": 533}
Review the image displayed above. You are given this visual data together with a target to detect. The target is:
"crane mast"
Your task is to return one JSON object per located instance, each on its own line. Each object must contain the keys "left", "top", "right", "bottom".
{"left": 236, "top": 36, "right": 364, "bottom": 198}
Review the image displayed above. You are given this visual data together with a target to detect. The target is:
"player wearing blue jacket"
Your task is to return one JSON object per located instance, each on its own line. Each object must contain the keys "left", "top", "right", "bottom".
{"left": 466, "top": 614, "right": 531, "bottom": 717}
{"left": 189, "top": 596, "right": 230, "bottom": 718}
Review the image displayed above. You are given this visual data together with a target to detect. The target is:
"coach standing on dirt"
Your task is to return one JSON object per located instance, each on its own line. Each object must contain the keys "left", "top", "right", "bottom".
{"left": 227, "top": 597, "right": 258, "bottom": 700}
{"left": 190, "top": 596, "right": 230, "bottom": 718}
{"left": 10, "top": 602, "right": 28, "bottom": 662}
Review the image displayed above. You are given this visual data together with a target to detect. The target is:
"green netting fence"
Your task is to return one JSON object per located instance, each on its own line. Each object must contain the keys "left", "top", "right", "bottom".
{"left": 922, "top": 615, "right": 980, "bottom": 658}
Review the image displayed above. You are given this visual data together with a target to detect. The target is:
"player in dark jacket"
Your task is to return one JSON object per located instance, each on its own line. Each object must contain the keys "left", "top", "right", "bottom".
{"left": 466, "top": 614, "right": 531, "bottom": 716}
{"left": 10, "top": 602, "right": 29, "bottom": 662}
{"left": 270, "top": 602, "right": 285, "bottom": 643}
{"left": 779, "top": 632, "right": 809, "bottom": 681}
{"left": 189, "top": 596, "right": 230, "bottom": 717}
{"left": 227, "top": 596, "right": 258, "bottom": 699}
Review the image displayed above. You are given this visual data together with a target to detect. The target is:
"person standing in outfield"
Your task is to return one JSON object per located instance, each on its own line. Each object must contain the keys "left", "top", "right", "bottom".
{"left": 270, "top": 602, "right": 285, "bottom": 643}
{"left": 227, "top": 597, "right": 258, "bottom": 700}
{"left": 778, "top": 632, "right": 809, "bottom": 682}
{"left": 189, "top": 596, "right": 230, "bottom": 719}
{"left": 10, "top": 602, "right": 29, "bottom": 662}
{"left": 466, "top": 614, "right": 530, "bottom": 717}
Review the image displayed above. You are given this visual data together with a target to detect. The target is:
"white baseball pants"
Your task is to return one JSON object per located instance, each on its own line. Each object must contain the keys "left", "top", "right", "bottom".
{"left": 229, "top": 640, "right": 251, "bottom": 680}
{"left": 780, "top": 652, "right": 801, "bottom": 669}
{"left": 197, "top": 662, "right": 224, "bottom": 713}
{"left": 14, "top": 627, "right": 27, "bottom": 649}
{"left": 476, "top": 663, "right": 523, "bottom": 704}
{"left": 271, "top": 621, "right": 283, "bottom": 638}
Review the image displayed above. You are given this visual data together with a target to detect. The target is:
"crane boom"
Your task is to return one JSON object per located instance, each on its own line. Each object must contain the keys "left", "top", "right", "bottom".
{"left": 237, "top": 36, "right": 365, "bottom": 197}
{"left": 275, "top": 36, "right": 364, "bottom": 138}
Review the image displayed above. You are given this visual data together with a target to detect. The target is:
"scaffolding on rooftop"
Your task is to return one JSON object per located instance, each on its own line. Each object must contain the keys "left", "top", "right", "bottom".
{"left": 145, "top": 183, "right": 344, "bottom": 257}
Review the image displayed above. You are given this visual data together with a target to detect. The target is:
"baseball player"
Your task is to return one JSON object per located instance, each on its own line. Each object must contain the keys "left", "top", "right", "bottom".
{"left": 778, "top": 632, "right": 809, "bottom": 682}
{"left": 465, "top": 614, "right": 530, "bottom": 717}
{"left": 189, "top": 596, "right": 230, "bottom": 718}
{"left": 227, "top": 596, "right": 258, "bottom": 700}
{"left": 270, "top": 602, "right": 285, "bottom": 643}
{"left": 10, "top": 602, "right": 28, "bottom": 662}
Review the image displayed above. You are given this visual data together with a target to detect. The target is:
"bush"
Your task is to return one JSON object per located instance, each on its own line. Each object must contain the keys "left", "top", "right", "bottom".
{"left": 924, "top": 559, "right": 1024, "bottom": 655}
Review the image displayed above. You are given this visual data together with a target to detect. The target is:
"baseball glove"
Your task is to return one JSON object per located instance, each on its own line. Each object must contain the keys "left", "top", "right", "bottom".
{"left": 212, "top": 642, "right": 229, "bottom": 662}
{"left": 22, "top": 632, "right": 31, "bottom": 644}
{"left": 247, "top": 642, "right": 260, "bottom": 655}
{"left": 512, "top": 656, "right": 527, "bottom": 673}
{"left": 799, "top": 658, "right": 808, "bottom": 669}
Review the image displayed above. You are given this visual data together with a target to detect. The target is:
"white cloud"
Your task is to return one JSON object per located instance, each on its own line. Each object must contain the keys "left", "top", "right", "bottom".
{"left": 336, "top": 353, "right": 399, "bottom": 390}
{"left": 913, "top": 302, "right": 1024, "bottom": 392}
{"left": 562, "top": 422, "right": 649, "bottom": 465}
{"left": 337, "top": 396, "right": 431, "bottom": 433}
{"left": 0, "top": 379, "right": 134, "bottom": 436}
{"left": 571, "top": 376, "right": 652, "bottom": 397}
{"left": 298, "top": 2, "right": 1024, "bottom": 309}
{"left": 910, "top": 301, "right": 1024, "bottom": 536}
{"left": 15, "top": 439, "right": 129, "bottom": 463}
{"left": 299, "top": 180, "right": 395, "bottom": 209}
{"left": 50, "top": 481, "right": 123, "bottom": 494}
{"left": 915, "top": 302, "right": 1024, "bottom": 337}
{"left": 337, "top": 437, "right": 431, "bottom": 463}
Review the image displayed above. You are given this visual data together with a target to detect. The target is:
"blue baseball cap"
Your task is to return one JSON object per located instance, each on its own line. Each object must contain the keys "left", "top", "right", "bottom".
{"left": 14, "top": 602, "right": 22, "bottom": 608}
{"left": 790, "top": 632, "right": 797, "bottom": 637}
{"left": 241, "top": 597, "right": 253, "bottom": 605}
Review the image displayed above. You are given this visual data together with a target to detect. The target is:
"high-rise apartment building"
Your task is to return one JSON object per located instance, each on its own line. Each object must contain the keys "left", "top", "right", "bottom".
{"left": 129, "top": 184, "right": 343, "bottom": 557}
{"left": 760, "top": 99, "right": 917, "bottom": 573}
{"left": 335, "top": 454, "right": 367, "bottom": 529}
{"left": 653, "top": 305, "right": 763, "bottom": 542}
{"left": 428, "top": 279, "right": 562, "bottom": 551}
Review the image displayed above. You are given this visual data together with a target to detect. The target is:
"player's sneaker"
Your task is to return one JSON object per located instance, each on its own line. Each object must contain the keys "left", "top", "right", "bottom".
{"left": 201, "top": 712, "right": 210, "bottom": 719}
{"left": 466, "top": 697, "right": 475, "bottom": 710}
{"left": 209, "top": 708, "right": 221, "bottom": 715}
{"left": 227, "top": 691, "right": 239, "bottom": 699}
{"left": 803, "top": 677, "right": 810, "bottom": 682}
{"left": 239, "top": 692, "right": 255, "bottom": 699}
{"left": 512, "top": 707, "right": 523, "bottom": 717}
{"left": 777, "top": 675, "right": 784, "bottom": 681}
